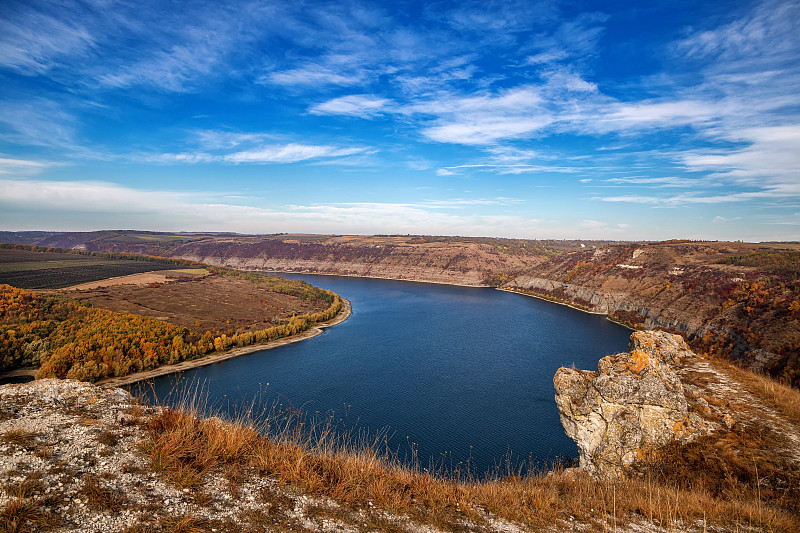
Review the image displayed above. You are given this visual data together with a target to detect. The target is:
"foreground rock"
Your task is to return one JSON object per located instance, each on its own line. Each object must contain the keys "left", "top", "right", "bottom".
{"left": 553, "top": 330, "right": 708, "bottom": 478}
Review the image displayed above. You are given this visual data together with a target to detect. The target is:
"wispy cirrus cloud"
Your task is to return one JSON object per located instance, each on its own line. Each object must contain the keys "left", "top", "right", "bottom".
{"left": 0, "top": 157, "right": 50, "bottom": 175}
{"left": 225, "top": 144, "right": 367, "bottom": 164}
{"left": 0, "top": 2, "right": 94, "bottom": 75}
{"left": 0, "top": 98, "right": 80, "bottom": 150}
{"left": 150, "top": 143, "right": 370, "bottom": 165}
{"left": 260, "top": 65, "right": 366, "bottom": 87}
{"left": 309, "top": 95, "right": 392, "bottom": 118}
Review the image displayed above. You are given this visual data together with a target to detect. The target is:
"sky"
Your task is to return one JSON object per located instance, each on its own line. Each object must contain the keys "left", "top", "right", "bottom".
{"left": 0, "top": 0, "right": 798, "bottom": 241}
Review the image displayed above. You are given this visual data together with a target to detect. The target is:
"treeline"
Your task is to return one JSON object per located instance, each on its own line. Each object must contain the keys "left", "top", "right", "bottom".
{"left": 0, "top": 283, "right": 342, "bottom": 382}
{"left": 0, "top": 242, "right": 207, "bottom": 269}
{"left": 214, "top": 268, "right": 336, "bottom": 303}
{"left": 719, "top": 250, "right": 800, "bottom": 276}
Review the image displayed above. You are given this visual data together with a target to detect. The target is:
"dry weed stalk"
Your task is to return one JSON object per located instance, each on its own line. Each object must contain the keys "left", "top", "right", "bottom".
{"left": 139, "top": 379, "right": 800, "bottom": 532}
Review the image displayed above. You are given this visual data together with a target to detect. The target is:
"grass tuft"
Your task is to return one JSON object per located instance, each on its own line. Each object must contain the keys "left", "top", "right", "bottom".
{"left": 78, "top": 473, "right": 125, "bottom": 512}
{"left": 0, "top": 498, "right": 61, "bottom": 533}
{"left": 0, "top": 429, "right": 37, "bottom": 450}
{"left": 141, "top": 382, "right": 800, "bottom": 532}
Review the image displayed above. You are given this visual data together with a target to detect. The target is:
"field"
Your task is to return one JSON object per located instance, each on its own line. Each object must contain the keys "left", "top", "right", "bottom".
{"left": 63, "top": 272, "right": 330, "bottom": 336}
{"left": 0, "top": 246, "right": 343, "bottom": 382}
{"left": 0, "top": 248, "right": 177, "bottom": 289}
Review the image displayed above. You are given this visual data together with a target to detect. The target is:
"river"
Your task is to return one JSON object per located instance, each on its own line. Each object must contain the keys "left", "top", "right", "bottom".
{"left": 130, "top": 273, "right": 631, "bottom": 477}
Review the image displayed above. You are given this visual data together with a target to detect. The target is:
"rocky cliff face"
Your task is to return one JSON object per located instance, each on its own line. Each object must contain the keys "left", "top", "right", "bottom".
{"left": 510, "top": 242, "right": 800, "bottom": 386}
{"left": 2, "top": 232, "right": 797, "bottom": 384}
{"left": 553, "top": 331, "right": 710, "bottom": 478}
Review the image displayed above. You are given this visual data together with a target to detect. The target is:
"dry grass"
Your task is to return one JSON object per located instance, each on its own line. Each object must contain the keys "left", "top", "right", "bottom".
{"left": 2, "top": 475, "right": 43, "bottom": 500}
{"left": 77, "top": 473, "right": 125, "bottom": 512}
{"left": 0, "top": 429, "right": 37, "bottom": 450}
{"left": 141, "top": 388, "right": 800, "bottom": 533}
{"left": 0, "top": 498, "right": 61, "bottom": 533}
{"left": 715, "top": 359, "right": 800, "bottom": 427}
{"left": 97, "top": 429, "right": 120, "bottom": 447}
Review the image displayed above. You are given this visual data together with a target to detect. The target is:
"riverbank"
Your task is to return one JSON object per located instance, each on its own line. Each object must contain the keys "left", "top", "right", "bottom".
{"left": 96, "top": 297, "right": 351, "bottom": 389}
{"left": 498, "top": 287, "right": 637, "bottom": 331}
{"left": 255, "top": 267, "right": 491, "bottom": 288}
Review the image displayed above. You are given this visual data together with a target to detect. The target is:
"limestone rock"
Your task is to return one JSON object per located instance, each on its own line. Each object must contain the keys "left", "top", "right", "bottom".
{"left": 553, "top": 330, "right": 705, "bottom": 478}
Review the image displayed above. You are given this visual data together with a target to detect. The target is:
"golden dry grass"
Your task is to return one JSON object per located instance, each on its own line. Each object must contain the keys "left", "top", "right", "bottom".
{"left": 141, "top": 388, "right": 800, "bottom": 532}
{"left": 715, "top": 359, "right": 800, "bottom": 427}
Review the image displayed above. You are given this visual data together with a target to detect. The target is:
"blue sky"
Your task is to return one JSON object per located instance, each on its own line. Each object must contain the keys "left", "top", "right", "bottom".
{"left": 0, "top": 0, "right": 798, "bottom": 241}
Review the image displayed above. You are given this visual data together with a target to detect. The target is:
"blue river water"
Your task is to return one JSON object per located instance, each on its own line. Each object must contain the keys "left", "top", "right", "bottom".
{"left": 130, "top": 274, "right": 631, "bottom": 477}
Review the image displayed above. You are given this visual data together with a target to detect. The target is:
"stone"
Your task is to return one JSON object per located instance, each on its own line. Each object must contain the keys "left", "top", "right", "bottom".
{"left": 553, "top": 330, "right": 705, "bottom": 478}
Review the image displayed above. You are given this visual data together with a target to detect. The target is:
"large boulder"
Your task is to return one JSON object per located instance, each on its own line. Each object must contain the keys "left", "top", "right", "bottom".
{"left": 553, "top": 330, "right": 705, "bottom": 478}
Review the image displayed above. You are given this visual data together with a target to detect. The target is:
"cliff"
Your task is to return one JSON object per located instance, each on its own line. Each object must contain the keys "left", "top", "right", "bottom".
{"left": 0, "top": 232, "right": 556, "bottom": 287}
{"left": 2, "top": 232, "right": 798, "bottom": 384}
{"left": 554, "top": 331, "right": 718, "bottom": 478}
{"left": 553, "top": 329, "right": 800, "bottom": 527}
{"left": 509, "top": 242, "right": 800, "bottom": 386}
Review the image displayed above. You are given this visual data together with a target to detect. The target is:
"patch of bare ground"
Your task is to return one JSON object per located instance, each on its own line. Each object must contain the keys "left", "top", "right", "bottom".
{"left": 58, "top": 269, "right": 208, "bottom": 291}
{"left": 61, "top": 272, "right": 329, "bottom": 336}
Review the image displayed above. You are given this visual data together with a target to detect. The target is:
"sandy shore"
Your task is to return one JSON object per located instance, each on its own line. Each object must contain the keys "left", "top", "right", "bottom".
{"left": 95, "top": 298, "right": 351, "bottom": 389}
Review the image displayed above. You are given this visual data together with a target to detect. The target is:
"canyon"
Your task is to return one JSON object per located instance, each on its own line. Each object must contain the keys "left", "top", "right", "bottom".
{"left": 1, "top": 231, "right": 798, "bottom": 386}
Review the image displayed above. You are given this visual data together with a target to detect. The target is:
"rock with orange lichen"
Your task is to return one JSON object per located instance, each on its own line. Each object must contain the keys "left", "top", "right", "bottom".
{"left": 553, "top": 330, "right": 706, "bottom": 478}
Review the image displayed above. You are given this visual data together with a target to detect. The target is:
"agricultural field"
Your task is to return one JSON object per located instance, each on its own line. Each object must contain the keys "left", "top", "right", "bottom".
{"left": 63, "top": 272, "right": 331, "bottom": 336}
{"left": 0, "top": 248, "right": 177, "bottom": 289}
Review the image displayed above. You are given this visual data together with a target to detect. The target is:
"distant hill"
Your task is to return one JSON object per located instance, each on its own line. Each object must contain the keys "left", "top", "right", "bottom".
{"left": 2, "top": 231, "right": 798, "bottom": 385}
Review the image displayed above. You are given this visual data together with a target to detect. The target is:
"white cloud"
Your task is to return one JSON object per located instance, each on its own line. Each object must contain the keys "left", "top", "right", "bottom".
{"left": 0, "top": 178, "right": 186, "bottom": 214}
{"left": 584, "top": 100, "right": 720, "bottom": 134}
{"left": 309, "top": 95, "right": 392, "bottom": 118}
{"left": 261, "top": 65, "right": 365, "bottom": 87}
{"left": 0, "top": 98, "right": 80, "bottom": 149}
{"left": 0, "top": 6, "right": 94, "bottom": 74}
{"left": 527, "top": 50, "right": 568, "bottom": 65}
{"left": 0, "top": 178, "right": 545, "bottom": 237}
{"left": 225, "top": 144, "right": 367, "bottom": 164}
{"left": 597, "top": 190, "right": 775, "bottom": 206}
{"left": 680, "top": 126, "right": 800, "bottom": 189}
{"left": 148, "top": 145, "right": 369, "bottom": 165}
{"left": 606, "top": 176, "right": 710, "bottom": 188}
{"left": 0, "top": 157, "right": 49, "bottom": 174}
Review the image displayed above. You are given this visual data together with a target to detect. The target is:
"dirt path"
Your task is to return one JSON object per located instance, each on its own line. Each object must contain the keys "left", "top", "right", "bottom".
{"left": 95, "top": 298, "right": 351, "bottom": 389}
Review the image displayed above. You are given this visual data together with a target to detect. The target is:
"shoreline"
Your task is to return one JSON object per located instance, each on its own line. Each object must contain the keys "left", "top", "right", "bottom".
{"left": 95, "top": 298, "right": 351, "bottom": 389}
{"left": 239, "top": 267, "right": 492, "bottom": 289}
{"left": 498, "top": 287, "right": 635, "bottom": 331}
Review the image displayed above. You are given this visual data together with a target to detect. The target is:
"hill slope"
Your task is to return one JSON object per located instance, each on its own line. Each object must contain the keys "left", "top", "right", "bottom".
{"left": 506, "top": 241, "right": 800, "bottom": 385}
{"left": 2, "top": 232, "right": 798, "bottom": 385}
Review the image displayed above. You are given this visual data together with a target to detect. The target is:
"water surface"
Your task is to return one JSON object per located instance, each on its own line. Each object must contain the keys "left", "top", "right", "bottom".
{"left": 132, "top": 274, "right": 631, "bottom": 477}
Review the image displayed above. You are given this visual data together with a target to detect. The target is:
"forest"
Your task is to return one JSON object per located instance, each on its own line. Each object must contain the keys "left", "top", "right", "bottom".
{"left": 0, "top": 271, "right": 342, "bottom": 382}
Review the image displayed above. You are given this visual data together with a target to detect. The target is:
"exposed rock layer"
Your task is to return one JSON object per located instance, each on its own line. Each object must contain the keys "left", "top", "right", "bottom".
{"left": 1, "top": 232, "right": 797, "bottom": 383}
{"left": 509, "top": 242, "right": 800, "bottom": 385}
{"left": 554, "top": 331, "right": 707, "bottom": 478}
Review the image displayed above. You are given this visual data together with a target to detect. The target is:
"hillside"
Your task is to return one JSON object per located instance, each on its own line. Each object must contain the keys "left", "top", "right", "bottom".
{"left": 505, "top": 241, "right": 800, "bottom": 386}
{"left": 2, "top": 336, "right": 799, "bottom": 532}
{"left": 1, "top": 232, "right": 798, "bottom": 386}
{"left": 0, "top": 248, "right": 345, "bottom": 383}
{"left": 0, "top": 231, "right": 590, "bottom": 287}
